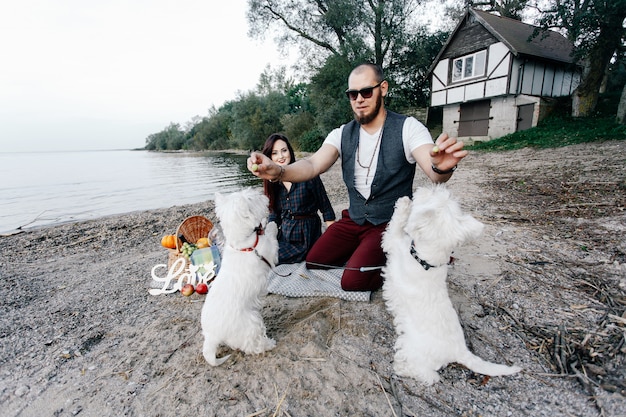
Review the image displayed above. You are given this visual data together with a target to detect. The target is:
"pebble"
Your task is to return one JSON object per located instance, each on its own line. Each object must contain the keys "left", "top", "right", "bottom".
{"left": 15, "top": 385, "right": 29, "bottom": 397}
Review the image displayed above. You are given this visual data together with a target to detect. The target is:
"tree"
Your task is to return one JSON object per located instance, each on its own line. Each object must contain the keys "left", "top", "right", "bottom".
{"left": 308, "top": 54, "right": 355, "bottom": 135}
{"left": 618, "top": 84, "right": 626, "bottom": 124}
{"left": 247, "top": 0, "right": 424, "bottom": 69}
{"left": 230, "top": 91, "right": 290, "bottom": 150}
{"left": 144, "top": 123, "right": 185, "bottom": 151}
{"left": 187, "top": 104, "right": 234, "bottom": 150}
{"left": 536, "top": 0, "right": 626, "bottom": 117}
{"left": 465, "top": 0, "right": 531, "bottom": 20}
{"left": 256, "top": 64, "right": 293, "bottom": 96}
{"left": 386, "top": 27, "right": 449, "bottom": 109}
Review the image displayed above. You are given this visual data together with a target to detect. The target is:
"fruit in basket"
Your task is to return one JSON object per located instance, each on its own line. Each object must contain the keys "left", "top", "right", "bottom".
{"left": 196, "top": 237, "right": 210, "bottom": 248}
{"left": 181, "top": 284, "right": 194, "bottom": 296}
{"left": 161, "top": 235, "right": 181, "bottom": 249}
{"left": 180, "top": 242, "right": 197, "bottom": 259}
{"left": 195, "top": 282, "right": 209, "bottom": 294}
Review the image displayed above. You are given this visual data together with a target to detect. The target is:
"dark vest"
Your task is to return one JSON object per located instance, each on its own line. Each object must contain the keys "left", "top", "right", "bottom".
{"left": 341, "top": 111, "right": 415, "bottom": 225}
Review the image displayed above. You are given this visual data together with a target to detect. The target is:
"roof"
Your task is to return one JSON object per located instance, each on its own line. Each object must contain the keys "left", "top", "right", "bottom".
{"left": 428, "top": 8, "right": 577, "bottom": 74}
{"left": 471, "top": 9, "right": 575, "bottom": 64}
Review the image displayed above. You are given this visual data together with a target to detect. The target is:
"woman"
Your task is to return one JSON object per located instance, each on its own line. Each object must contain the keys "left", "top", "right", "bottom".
{"left": 261, "top": 133, "right": 336, "bottom": 264}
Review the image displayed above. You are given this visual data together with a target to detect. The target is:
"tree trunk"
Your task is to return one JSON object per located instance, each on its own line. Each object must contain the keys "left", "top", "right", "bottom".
{"left": 571, "top": 7, "right": 626, "bottom": 118}
{"left": 617, "top": 83, "right": 626, "bottom": 125}
{"left": 572, "top": 48, "right": 607, "bottom": 117}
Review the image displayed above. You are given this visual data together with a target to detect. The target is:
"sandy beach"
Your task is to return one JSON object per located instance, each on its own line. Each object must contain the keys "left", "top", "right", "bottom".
{"left": 1, "top": 142, "right": 624, "bottom": 416}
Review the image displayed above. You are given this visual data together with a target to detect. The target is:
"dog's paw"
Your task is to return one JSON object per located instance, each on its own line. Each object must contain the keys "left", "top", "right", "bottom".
{"left": 265, "top": 221, "right": 278, "bottom": 238}
{"left": 395, "top": 364, "right": 441, "bottom": 385}
{"left": 245, "top": 337, "right": 276, "bottom": 355}
{"left": 418, "top": 371, "right": 441, "bottom": 386}
{"left": 392, "top": 196, "right": 411, "bottom": 222}
{"left": 395, "top": 196, "right": 411, "bottom": 211}
{"left": 262, "top": 337, "right": 276, "bottom": 351}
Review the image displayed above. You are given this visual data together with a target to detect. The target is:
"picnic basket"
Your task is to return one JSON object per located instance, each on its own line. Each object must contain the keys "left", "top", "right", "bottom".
{"left": 167, "top": 215, "right": 214, "bottom": 277}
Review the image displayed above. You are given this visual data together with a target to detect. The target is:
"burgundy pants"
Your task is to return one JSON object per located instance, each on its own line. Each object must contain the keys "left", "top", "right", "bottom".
{"left": 305, "top": 209, "right": 387, "bottom": 292}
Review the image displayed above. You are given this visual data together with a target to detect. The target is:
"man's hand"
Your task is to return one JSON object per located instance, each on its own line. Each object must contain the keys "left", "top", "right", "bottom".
{"left": 430, "top": 133, "right": 468, "bottom": 172}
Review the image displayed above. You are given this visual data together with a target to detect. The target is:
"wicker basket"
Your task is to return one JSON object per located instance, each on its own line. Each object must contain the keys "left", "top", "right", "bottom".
{"left": 167, "top": 216, "right": 214, "bottom": 278}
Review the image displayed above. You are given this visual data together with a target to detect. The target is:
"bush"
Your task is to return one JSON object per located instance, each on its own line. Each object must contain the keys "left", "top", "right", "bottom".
{"left": 299, "top": 128, "right": 325, "bottom": 152}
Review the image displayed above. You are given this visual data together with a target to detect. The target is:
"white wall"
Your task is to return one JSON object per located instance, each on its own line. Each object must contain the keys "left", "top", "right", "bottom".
{"left": 441, "top": 95, "right": 542, "bottom": 142}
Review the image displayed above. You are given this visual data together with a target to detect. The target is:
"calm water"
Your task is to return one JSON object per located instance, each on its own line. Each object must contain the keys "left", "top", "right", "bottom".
{"left": 0, "top": 150, "right": 260, "bottom": 234}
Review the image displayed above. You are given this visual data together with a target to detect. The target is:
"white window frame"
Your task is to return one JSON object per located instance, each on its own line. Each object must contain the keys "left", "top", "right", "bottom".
{"left": 452, "top": 50, "right": 487, "bottom": 83}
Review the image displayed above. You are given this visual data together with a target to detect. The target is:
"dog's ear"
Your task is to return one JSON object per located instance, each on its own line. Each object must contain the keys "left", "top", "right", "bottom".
{"left": 230, "top": 188, "right": 268, "bottom": 227}
{"left": 458, "top": 213, "right": 484, "bottom": 242}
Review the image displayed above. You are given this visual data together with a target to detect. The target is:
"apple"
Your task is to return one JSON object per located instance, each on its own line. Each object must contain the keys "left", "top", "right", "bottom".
{"left": 251, "top": 163, "right": 259, "bottom": 172}
{"left": 195, "top": 283, "right": 209, "bottom": 294}
{"left": 181, "top": 283, "right": 195, "bottom": 296}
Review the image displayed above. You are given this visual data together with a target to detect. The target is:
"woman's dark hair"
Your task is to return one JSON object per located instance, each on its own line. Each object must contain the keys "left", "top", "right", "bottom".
{"left": 261, "top": 133, "right": 296, "bottom": 214}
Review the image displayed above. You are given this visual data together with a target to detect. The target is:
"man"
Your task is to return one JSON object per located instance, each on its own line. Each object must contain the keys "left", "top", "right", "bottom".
{"left": 248, "top": 63, "right": 467, "bottom": 291}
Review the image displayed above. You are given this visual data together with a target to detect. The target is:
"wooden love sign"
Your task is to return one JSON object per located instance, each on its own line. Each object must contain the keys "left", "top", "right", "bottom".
{"left": 149, "top": 257, "right": 216, "bottom": 295}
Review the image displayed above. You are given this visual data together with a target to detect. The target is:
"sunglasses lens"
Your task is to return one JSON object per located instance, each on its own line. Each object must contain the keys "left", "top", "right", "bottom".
{"left": 346, "top": 90, "right": 358, "bottom": 100}
{"left": 360, "top": 87, "right": 374, "bottom": 99}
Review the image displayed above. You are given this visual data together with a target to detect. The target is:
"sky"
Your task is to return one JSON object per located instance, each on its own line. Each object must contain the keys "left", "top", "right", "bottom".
{"left": 0, "top": 0, "right": 293, "bottom": 152}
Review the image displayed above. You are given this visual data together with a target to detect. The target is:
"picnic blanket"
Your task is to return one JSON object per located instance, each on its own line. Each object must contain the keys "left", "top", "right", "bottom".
{"left": 267, "top": 262, "right": 371, "bottom": 302}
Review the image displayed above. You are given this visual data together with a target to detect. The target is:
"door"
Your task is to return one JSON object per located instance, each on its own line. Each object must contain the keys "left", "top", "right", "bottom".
{"left": 516, "top": 103, "right": 535, "bottom": 131}
{"left": 458, "top": 100, "right": 491, "bottom": 137}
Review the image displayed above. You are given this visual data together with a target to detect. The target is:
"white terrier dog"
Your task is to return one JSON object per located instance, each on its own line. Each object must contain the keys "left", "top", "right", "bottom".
{"left": 201, "top": 188, "right": 278, "bottom": 366}
{"left": 382, "top": 185, "right": 521, "bottom": 385}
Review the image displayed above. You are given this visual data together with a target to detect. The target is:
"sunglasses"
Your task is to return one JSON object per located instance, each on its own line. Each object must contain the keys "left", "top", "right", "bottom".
{"left": 345, "top": 81, "right": 383, "bottom": 101}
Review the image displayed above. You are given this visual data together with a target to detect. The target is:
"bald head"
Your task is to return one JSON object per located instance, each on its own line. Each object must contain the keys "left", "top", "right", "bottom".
{"left": 350, "top": 63, "right": 384, "bottom": 83}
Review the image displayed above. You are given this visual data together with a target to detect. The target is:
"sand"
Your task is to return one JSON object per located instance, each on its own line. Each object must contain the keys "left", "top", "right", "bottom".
{"left": 1, "top": 141, "right": 625, "bottom": 416}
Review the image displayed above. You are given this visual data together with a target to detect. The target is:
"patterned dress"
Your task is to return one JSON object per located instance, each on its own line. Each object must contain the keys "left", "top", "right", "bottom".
{"left": 268, "top": 176, "right": 336, "bottom": 264}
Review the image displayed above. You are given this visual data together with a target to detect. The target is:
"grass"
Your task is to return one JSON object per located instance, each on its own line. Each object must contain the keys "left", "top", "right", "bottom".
{"left": 467, "top": 115, "right": 626, "bottom": 152}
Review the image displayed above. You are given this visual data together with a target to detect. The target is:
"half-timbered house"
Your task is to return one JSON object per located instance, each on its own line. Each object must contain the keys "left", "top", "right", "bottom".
{"left": 429, "top": 8, "right": 582, "bottom": 142}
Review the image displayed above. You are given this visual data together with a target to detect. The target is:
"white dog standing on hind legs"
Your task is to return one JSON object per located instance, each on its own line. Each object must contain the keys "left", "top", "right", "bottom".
{"left": 381, "top": 184, "right": 521, "bottom": 385}
{"left": 201, "top": 188, "right": 278, "bottom": 366}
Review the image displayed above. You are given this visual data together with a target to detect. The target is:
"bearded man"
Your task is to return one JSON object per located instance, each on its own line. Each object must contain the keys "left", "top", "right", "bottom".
{"left": 248, "top": 63, "right": 467, "bottom": 291}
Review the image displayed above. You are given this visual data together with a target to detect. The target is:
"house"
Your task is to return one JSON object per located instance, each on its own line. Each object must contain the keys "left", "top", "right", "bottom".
{"left": 429, "top": 8, "right": 582, "bottom": 142}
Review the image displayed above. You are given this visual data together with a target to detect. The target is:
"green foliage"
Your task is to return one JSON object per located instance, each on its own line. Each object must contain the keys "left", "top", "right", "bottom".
{"left": 298, "top": 128, "right": 325, "bottom": 152}
{"left": 230, "top": 91, "right": 290, "bottom": 150}
{"left": 536, "top": 0, "right": 626, "bottom": 116}
{"left": 309, "top": 55, "right": 354, "bottom": 134}
{"left": 144, "top": 123, "right": 185, "bottom": 151}
{"left": 386, "top": 28, "right": 449, "bottom": 110}
{"left": 187, "top": 105, "right": 234, "bottom": 150}
{"left": 467, "top": 116, "right": 626, "bottom": 152}
{"left": 281, "top": 111, "right": 316, "bottom": 149}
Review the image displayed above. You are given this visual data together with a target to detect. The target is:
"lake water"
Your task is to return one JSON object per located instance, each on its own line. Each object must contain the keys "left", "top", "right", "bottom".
{"left": 0, "top": 150, "right": 260, "bottom": 234}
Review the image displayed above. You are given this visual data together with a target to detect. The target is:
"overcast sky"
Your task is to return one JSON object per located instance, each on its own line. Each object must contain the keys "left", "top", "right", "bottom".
{"left": 0, "top": 0, "right": 293, "bottom": 152}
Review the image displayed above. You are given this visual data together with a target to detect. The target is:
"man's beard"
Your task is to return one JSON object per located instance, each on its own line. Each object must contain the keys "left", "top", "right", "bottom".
{"left": 354, "top": 94, "right": 383, "bottom": 125}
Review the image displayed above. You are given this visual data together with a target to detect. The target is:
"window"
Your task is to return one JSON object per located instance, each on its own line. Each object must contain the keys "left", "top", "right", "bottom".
{"left": 452, "top": 50, "right": 486, "bottom": 82}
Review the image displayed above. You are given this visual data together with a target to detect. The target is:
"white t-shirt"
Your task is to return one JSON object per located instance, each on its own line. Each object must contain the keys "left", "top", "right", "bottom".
{"left": 323, "top": 116, "right": 433, "bottom": 199}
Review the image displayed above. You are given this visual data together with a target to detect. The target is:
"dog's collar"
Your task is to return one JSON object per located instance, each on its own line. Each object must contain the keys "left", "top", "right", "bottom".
{"left": 236, "top": 224, "right": 264, "bottom": 252}
{"left": 409, "top": 240, "right": 447, "bottom": 270}
{"left": 232, "top": 224, "right": 275, "bottom": 270}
